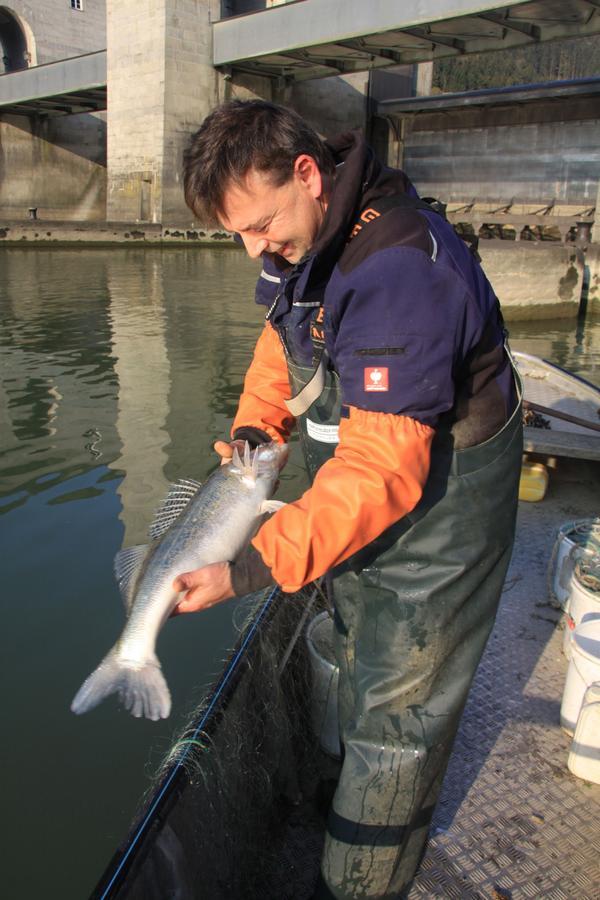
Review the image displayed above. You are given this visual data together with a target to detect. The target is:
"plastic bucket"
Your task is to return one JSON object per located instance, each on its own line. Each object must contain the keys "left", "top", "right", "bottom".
{"left": 568, "top": 682, "right": 600, "bottom": 784}
{"left": 550, "top": 518, "right": 600, "bottom": 610}
{"left": 562, "top": 555, "right": 600, "bottom": 658}
{"left": 305, "top": 611, "right": 341, "bottom": 758}
{"left": 560, "top": 617, "right": 600, "bottom": 734}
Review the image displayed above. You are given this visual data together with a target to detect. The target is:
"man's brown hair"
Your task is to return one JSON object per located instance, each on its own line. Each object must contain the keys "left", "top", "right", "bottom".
{"left": 183, "top": 99, "right": 335, "bottom": 224}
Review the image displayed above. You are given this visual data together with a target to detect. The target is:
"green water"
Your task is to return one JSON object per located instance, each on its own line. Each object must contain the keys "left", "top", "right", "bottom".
{"left": 0, "top": 246, "right": 598, "bottom": 899}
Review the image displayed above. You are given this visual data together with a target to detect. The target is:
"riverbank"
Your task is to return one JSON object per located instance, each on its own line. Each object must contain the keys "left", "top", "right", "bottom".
{"left": 3, "top": 220, "right": 598, "bottom": 319}
{"left": 0, "top": 219, "right": 234, "bottom": 246}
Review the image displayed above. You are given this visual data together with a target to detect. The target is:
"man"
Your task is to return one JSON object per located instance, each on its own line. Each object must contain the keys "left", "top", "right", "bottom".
{"left": 177, "top": 99, "right": 522, "bottom": 899}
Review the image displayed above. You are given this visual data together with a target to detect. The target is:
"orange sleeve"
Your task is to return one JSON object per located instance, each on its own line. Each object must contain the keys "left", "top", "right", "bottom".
{"left": 232, "top": 322, "right": 295, "bottom": 444}
{"left": 252, "top": 405, "right": 434, "bottom": 592}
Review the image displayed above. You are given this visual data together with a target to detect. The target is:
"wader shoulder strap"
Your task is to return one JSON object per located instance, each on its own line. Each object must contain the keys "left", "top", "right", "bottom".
{"left": 285, "top": 352, "right": 329, "bottom": 417}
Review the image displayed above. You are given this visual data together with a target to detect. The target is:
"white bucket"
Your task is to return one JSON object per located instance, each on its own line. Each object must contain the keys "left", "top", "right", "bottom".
{"left": 568, "top": 682, "right": 600, "bottom": 784}
{"left": 560, "top": 617, "right": 600, "bottom": 734}
{"left": 305, "top": 611, "right": 341, "bottom": 758}
{"left": 562, "top": 556, "right": 600, "bottom": 658}
{"left": 550, "top": 518, "right": 600, "bottom": 610}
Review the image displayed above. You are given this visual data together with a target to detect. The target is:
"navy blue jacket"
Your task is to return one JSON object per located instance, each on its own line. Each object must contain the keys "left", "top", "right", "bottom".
{"left": 254, "top": 131, "right": 514, "bottom": 446}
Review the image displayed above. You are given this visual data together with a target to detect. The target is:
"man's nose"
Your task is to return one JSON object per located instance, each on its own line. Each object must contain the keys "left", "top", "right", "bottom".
{"left": 241, "top": 234, "right": 269, "bottom": 259}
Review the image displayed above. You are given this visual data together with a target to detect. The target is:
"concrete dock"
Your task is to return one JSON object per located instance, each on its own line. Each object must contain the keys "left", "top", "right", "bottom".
{"left": 407, "top": 457, "right": 600, "bottom": 899}
{"left": 265, "top": 459, "right": 600, "bottom": 900}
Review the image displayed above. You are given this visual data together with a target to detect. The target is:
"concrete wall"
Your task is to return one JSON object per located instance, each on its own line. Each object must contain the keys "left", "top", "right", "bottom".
{"left": 586, "top": 243, "right": 600, "bottom": 310}
{"left": 0, "top": 0, "right": 107, "bottom": 220}
{"left": 397, "top": 100, "right": 600, "bottom": 208}
{"left": 0, "top": 0, "right": 106, "bottom": 68}
{"left": 289, "top": 73, "right": 369, "bottom": 139}
{"left": 0, "top": 111, "right": 106, "bottom": 219}
{"left": 217, "top": 67, "right": 370, "bottom": 140}
{"left": 479, "top": 242, "right": 585, "bottom": 320}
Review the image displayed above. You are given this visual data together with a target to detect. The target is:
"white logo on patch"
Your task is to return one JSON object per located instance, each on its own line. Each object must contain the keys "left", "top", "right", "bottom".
{"left": 364, "top": 367, "right": 389, "bottom": 392}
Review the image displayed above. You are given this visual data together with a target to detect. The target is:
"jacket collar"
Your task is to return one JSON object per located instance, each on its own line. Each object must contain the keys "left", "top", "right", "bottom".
{"left": 266, "top": 131, "right": 414, "bottom": 298}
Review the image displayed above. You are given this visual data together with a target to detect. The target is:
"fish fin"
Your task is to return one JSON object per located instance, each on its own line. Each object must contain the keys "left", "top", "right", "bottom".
{"left": 71, "top": 649, "right": 171, "bottom": 721}
{"left": 231, "top": 445, "right": 243, "bottom": 471}
{"left": 148, "top": 479, "right": 202, "bottom": 541}
{"left": 231, "top": 442, "right": 257, "bottom": 481}
{"left": 260, "top": 500, "right": 287, "bottom": 513}
{"left": 114, "top": 545, "right": 149, "bottom": 611}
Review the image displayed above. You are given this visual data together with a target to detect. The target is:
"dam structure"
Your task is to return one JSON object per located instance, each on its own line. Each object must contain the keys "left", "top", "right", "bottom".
{"left": 0, "top": 0, "right": 599, "bottom": 313}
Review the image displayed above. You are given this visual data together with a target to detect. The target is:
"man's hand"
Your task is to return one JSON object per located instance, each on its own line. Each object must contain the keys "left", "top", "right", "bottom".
{"left": 214, "top": 439, "right": 246, "bottom": 465}
{"left": 171, "top": 561, "right": 234, "bottom": 615}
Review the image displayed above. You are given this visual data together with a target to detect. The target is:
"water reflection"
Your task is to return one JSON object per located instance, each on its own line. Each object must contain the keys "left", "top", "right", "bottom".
{"left": 0, "top": 250, "right": 118, "bottom": 511}
{"left": 107, "top": 253, "right": 172, "bottom": 545}
{"left": 0, "top": 246, "right": 597, "bottom": 900}
{"left": 509, "top": 313, "right": 600, "bottom": 387}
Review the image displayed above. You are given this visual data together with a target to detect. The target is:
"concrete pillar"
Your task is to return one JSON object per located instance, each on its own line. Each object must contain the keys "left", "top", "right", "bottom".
{"left": 106, "top": 0, "right": 221, "bottom": 225}
{"left": 385, "top": 115, "right": 408, "bottom": 170}
{"left": 414, "top": 61, "right": 433, "bottom": 97}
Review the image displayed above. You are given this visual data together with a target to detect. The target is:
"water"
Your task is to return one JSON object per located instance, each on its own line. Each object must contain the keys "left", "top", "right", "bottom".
{"left": 0, "top": 247, "right": 598, "bottom": 899}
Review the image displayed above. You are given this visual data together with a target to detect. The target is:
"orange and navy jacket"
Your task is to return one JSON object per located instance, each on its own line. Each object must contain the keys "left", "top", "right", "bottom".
{"left": 232, "top": 132, "right": 515, "bottom": 593}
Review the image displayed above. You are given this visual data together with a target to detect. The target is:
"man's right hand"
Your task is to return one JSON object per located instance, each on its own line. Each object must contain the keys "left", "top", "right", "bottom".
{"left": 214, "top": 439, "right": 247, "bottom": 465}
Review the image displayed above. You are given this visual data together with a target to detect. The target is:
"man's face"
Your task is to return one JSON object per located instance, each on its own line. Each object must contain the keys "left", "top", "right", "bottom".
{"left": 218, "top": 156, "right": 327, "bottom": 264}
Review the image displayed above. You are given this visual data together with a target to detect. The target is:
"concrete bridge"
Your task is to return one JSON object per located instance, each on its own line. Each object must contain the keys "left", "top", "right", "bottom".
{"left": 0, "top": 49, "right": 105, "bottom": 116}
{"left": 0, "top": 0, "right": 599, "bottom": 227}
{"left": 213, "top": 0, "right": 600, "bottom": 80}
{"left": 2, "top": 1, "right": 599, "bottom": 111}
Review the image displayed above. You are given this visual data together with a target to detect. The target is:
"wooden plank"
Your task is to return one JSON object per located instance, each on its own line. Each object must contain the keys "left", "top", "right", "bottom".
{"left": 523, "top": 426, "right": 600, "bottom": 461}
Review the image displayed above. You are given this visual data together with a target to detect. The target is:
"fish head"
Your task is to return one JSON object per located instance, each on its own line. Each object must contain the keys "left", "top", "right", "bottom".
{"left": 253, "top": 441, "right": 289, "bottom": 474}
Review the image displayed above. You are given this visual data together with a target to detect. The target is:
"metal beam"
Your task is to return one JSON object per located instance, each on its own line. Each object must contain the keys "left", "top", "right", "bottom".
{"left": 336, "top": 39, "right": 406, "bottom": 66}
{"left": 406, "top": 26, "right": 467, "bottom": 53}
{"left": 477, "top": 10, "right": 541, "bottom": 39}
{"left": 378, "top": 76, "right": 600, "bottom": 115}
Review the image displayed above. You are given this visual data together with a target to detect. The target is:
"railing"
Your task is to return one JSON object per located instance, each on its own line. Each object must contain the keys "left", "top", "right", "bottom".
{"left": 443, "top": 200, "right": 595, "bottom": 243}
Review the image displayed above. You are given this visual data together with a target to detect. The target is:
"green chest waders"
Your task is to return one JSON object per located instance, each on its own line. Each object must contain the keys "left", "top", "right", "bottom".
{"left": 285, "top": 349, "right": 523, "bottom": 900}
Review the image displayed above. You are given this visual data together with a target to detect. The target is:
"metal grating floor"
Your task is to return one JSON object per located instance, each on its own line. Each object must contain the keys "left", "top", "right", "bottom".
{"left": 409, "top": 458, "right": 600, "bottom": 900}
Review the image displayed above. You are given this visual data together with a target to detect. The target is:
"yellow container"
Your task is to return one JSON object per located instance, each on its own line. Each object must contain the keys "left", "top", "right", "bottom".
{"left": 519, "top": 460, "right": 549, "bottom": 502}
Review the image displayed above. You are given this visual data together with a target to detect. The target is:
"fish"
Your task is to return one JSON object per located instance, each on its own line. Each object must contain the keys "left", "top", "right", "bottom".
{"left": 71, "top": 442, "right": 287, "bottom": 721}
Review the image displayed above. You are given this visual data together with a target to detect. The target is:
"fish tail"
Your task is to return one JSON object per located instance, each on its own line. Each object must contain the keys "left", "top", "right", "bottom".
{"left": 71, "top": 649, "right": 171, "bottom": 721}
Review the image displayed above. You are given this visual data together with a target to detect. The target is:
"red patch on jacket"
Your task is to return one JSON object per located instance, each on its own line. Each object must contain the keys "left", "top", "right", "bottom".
{"left": 364, "top": 367, "right": 389, "bottom": 392}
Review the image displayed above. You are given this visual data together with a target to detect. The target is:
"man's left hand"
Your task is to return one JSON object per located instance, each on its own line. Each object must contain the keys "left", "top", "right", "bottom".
{"left": 171, "top": 561, "right": 234, "bottom": 615}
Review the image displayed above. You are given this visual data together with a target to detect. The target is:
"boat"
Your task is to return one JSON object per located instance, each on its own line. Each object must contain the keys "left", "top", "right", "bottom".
{"left": 87, "top": 358, "right": 600, "bottom": 900}
{"left": 513, "top": 351, "right": 600, "bottom": 460}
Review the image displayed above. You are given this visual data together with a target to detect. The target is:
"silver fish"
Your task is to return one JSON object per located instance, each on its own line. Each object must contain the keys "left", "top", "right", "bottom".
{"left": 71, "top": 442, "right": 287, "bottom": 721}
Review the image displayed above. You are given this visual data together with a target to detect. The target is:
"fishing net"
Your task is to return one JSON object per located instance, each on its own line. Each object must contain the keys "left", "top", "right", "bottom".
{"left": 91, "top": 585, "right": 340, "bottom": 900}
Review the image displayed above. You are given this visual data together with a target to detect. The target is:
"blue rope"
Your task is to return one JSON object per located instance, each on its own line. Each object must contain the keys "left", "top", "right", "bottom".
{"left": 100, "top": 586, "right": 279, "bottom": 899}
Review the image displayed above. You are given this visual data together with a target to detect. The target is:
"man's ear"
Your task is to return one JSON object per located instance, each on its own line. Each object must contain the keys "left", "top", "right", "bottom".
{"left": 294, "top": 154, "right": 323, "bottom": 199}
